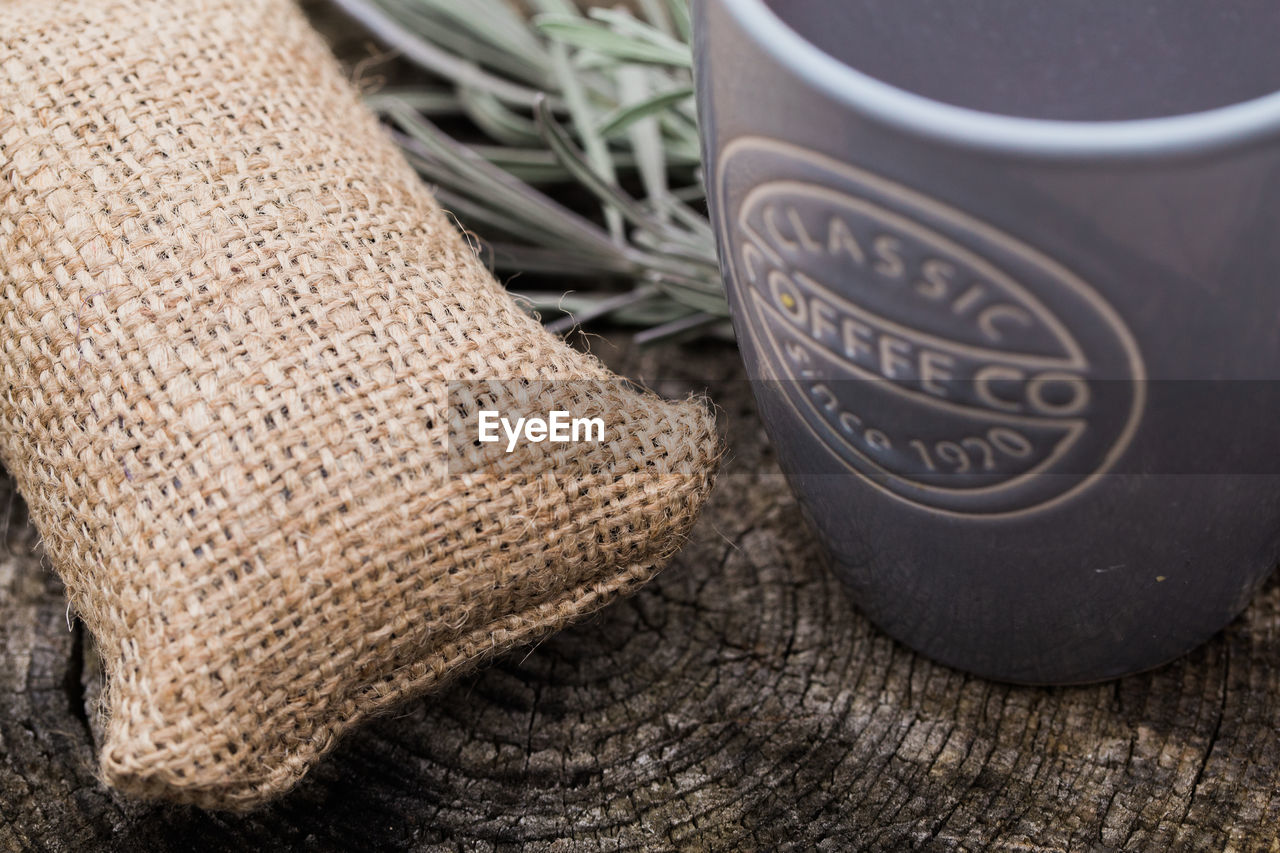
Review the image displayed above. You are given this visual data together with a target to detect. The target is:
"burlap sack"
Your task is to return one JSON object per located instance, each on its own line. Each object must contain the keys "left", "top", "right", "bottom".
{"left": 0, "top": 0, "right": 719, "bottom": 810}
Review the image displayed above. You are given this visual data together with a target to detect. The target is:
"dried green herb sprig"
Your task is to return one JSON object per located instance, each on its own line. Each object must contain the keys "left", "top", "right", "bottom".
{"left": 329, "top": 0, "right": 732, "bottom": 344}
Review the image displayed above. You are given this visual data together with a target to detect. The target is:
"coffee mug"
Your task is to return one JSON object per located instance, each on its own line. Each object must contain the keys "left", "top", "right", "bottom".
{"left": 693, "top": 0, "right": 1280, "bottom": 683}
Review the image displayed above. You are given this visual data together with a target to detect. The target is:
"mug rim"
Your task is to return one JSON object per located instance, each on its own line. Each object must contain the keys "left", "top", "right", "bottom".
{"left": 721, "top": 0, "right": 1280, "bottom": 159}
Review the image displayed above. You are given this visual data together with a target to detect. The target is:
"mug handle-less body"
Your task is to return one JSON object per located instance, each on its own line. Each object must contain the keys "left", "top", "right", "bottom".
{"left": 694, "top": 0, "right": 1280, "bottom": 683}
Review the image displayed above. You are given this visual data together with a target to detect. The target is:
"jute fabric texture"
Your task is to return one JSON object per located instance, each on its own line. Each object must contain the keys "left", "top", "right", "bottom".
{"left": 0, "top": 0, "right": 720, "bottom": 810}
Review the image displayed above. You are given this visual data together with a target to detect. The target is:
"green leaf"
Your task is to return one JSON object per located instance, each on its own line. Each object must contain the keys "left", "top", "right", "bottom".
{"left": 596, "top": 85, "right": 694, "bottom": 138}
{"left": 636, "top": 0, "right": 674, "bottom": 35}
{"left": 536, "top": 98, "right": 662, "bottom": 236}
{"left": 524, "top": 0, "right": 579, "bottom": 16}
{"left": 364, "top": 88, "right": 462, "bottom": 115}
{"left": 617, "top": 65, "right": 670, "bottom": 225}
{"left": 665, "top": 0, "right": 693, "bottom": 42}
{"left": 547, "top": 46, "right": 625, "bottom": 241}
{"left": 457, "top": 87, "right": 543, "bottom": 147}
{"left": 384, "top": 102, "right": 623, "bottom": 259}
{"left": 330, "top": 0, "right": 553, "bottom": 106}
{"left": 633, "top": 311, "right": 722, "bottom": 345}
{"left": 380, "top": 0, "right": 551, "bottom": 84}
{"left": 534, "top": 15, "right": 692, "bottom": 67}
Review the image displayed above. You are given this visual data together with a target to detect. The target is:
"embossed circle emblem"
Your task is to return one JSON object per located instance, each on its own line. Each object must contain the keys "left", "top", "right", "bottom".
{"left": 717, "top": 138, "right": 1145, "bottom": 516}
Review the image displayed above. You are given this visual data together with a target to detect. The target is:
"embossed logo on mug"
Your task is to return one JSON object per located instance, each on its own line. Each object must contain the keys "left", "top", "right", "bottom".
{"left": 717, "top": 138, "right": 1145, "bottom": 516}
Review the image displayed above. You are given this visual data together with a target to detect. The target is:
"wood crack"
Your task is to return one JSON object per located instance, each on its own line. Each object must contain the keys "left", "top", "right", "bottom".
{"left": 63, "top": 617, "right": 95, "bottom": 749}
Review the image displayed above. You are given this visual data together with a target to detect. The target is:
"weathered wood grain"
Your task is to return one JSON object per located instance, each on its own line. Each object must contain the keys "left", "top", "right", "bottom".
{"left": 1, "top": 339, "right": 1278, "bottom": 851}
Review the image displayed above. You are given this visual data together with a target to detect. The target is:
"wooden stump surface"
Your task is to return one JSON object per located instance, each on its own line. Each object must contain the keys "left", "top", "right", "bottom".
{"left": 2, "top": 338, "right": 1279, "bottom": 851}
